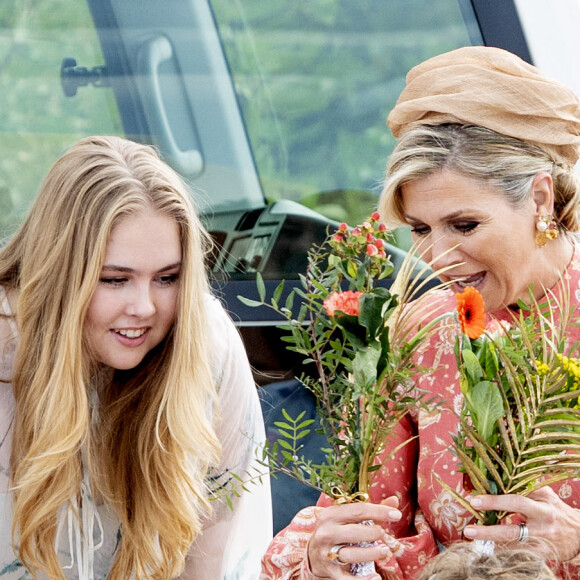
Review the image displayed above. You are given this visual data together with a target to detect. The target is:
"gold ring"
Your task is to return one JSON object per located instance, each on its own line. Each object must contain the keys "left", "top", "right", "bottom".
{"left": 327, "top": 544, "right": 348, "bottom": 566}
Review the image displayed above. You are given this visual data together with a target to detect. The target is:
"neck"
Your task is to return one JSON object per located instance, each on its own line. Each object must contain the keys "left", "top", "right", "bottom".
{"left": 531, "top": 233, "right": 575, "bottom": 301}
{"left": 545, "top": 231, "right": 574, "bottom": 274}
{"left": 505, "top": 234, "right": 575, "bottom": 312}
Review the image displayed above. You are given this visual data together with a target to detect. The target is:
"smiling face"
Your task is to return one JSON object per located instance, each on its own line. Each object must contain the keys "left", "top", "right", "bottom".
{"left": 401, "top": 169, "right": 552, "bottom": 313}
{"left": 84, "top": 207, "right": 181, "bottom": 370}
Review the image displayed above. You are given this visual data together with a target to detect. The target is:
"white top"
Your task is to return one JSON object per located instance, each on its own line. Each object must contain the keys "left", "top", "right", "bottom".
{"left": 0, "top": 286, "right": 272, "bottom": 579}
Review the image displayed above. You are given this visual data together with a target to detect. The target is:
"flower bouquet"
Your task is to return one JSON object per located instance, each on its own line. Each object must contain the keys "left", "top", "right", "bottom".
{"left": 448, "top": 285, "right": 580, "bottom": 528}
{"left": 239, "top": 213, "right": 451, "bottom": 575}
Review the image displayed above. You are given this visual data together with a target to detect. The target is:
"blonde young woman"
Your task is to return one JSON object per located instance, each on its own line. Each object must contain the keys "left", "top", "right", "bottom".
{"left": 0, "top": 135, "right": 271, "bottom": 579}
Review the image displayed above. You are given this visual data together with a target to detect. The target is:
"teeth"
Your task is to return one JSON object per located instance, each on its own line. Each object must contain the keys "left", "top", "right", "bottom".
{"left": 455, "top": 274, "right": 485, "bottom": 289}
{"left": 115, "top": 328, "right": 146, "bottom": 338}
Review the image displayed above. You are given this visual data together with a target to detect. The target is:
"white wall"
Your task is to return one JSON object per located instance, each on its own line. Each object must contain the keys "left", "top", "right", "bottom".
{"left": 514, "top": 0, "right": 580, "bottom": 171}
{"left": 514, "top": 0, "right": 580, "bottom": 99}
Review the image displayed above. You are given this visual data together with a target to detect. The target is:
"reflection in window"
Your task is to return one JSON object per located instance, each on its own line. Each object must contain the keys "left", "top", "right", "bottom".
{"left": 0, "top": 0, "right": 123, "bottom": 238}
{"left": 211, "top": 0, "right": 481, "bottom": 235}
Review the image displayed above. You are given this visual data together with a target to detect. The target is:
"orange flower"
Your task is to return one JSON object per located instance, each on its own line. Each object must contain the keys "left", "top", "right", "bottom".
{"left": 323, "top": 290, "right": 362, "bottom": 317}
{"left": 456, "top": 287, "right": 485, "bottom": 339}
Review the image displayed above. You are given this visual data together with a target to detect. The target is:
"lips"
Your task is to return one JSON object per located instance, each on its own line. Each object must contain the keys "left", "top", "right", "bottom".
{"left": 113, "top": 328, "right": 147, "bottom": 338}
{"left": 447, "top": 272, "right": 486, "bottom": 291}
{"left": 111, "top": 327, "right": 150, "bottom": 348}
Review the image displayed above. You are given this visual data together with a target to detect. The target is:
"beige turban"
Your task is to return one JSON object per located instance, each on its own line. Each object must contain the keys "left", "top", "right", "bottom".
{"left": 387, "top": 46, "right": 580, "bottom": 168}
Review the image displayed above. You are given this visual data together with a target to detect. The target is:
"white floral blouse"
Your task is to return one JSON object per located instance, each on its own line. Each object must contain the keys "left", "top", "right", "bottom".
{"left": 0, "top": 287, "right": 272, "bottom": 579}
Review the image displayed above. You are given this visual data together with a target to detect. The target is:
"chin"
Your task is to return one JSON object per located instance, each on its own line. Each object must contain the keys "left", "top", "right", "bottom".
{"left": 481, "top": 297, "right": 504, "bottom": 314}
{"left": 105, "top": 356, "right": 146, "bottom": 371}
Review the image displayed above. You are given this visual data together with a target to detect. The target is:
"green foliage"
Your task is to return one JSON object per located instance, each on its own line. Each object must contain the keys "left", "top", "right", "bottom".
{"left": 0, "top": 0, "right": 123, "bottom": 238}
{"left": 210, "top": 0, "right": 473, "bottom": 225}
{"left": 452, "top": 290, "right": 580, "bottom": 525}
{"left": 238, "top": 215, "right": 450, "bottom": 500}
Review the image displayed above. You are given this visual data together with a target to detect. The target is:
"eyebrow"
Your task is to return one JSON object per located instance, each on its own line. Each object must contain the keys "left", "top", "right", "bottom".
{"left": 101, "top": 262, "right": 182, "bottom": 274}
{"left": 404, "top": 210, "right": 473, "bottom": 222}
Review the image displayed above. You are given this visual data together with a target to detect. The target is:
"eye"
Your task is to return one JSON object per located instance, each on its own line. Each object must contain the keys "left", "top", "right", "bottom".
{"left": 156, "top": 273, "right": 180, "bottom": 286}
{"left": 99, "top": 277, "right": 128, "bottom": 287}
{"left": 410, "top": 225, "right": 430, "bottom": 237}
{"left": 453, "top": 221, "right": 478, "bottom": 234}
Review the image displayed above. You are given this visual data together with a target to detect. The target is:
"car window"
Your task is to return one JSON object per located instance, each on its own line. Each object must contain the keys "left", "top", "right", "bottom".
{"left": 210, "top": 0, "right": 482, "bottom": 233}
{"left": 0, "top": 0, "right": 124, "bottom": 238}
{"left": 1, "top": 1, "right": 480, "bottom": 241}
{"left": 0, "top": 0, "right": 486, "bottom": 289}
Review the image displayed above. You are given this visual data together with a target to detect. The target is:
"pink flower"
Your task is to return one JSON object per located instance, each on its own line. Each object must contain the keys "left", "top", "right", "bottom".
{"left": 366, "top": 244, "right": 379, "bottom": 257}
{"left": 351, "top": 227, "right": 362, "bottom": 236}
{"left": 378, "top": 223, "right": 387, "bottom": 232}
{"left": 333, "top": 234, "right": 344, "bottom": 243}
{"left": 370, "top": 211, "right": 380, "bottom": 221}
{"left": 323, "top": 291, "right": 362, "bottom": 317}
{"left": 366, "top": 233, "right": 375, "bottom": 243}
{"left": 338, "top": 222, "right": 348, "bottom": 232}
{"left": 374, "top": 238, "right": 385, "bottom": 249}
{"left": 377, "top": 250, "right": 387, "bottom": 259}
{"left": 361, "top": 221, "right": 372, "bottom": 230}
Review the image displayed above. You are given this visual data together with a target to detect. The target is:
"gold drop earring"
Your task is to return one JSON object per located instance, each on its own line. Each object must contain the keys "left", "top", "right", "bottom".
{"left": 535, "top": 215, "right": 559, "bottom": 247}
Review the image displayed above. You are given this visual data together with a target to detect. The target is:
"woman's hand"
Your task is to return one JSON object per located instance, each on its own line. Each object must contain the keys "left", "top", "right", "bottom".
{"left": 463, "top": 486, "right": 580, "bottom": 561}
{"left": 306, "top": 496, "right": 401, "bottom": 579}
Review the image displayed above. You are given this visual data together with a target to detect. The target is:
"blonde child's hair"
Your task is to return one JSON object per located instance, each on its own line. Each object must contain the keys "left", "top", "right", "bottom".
{"left": 417, "top": 542, "right": 557, "bottom": 580}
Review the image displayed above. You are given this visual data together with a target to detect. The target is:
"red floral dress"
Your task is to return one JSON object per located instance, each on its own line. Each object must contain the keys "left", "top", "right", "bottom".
{"left": 260, "top": 247, "right": 580, "bottom": 580}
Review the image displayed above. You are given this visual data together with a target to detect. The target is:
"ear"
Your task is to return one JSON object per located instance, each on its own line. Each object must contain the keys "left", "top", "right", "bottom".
{"left": 530, "top": 173, "right": 554, "bottom": 215}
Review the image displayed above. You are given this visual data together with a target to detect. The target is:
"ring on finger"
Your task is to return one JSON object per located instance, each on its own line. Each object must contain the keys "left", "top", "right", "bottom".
{"left": 518, "top": 522, "right": 529, "bottom": 543}
{"left": 327, "top": 544, "right": 348, "bottom": 566}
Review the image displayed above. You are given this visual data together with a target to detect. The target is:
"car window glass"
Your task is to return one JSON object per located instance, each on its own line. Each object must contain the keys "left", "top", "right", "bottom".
{"left": 0, "top": 0, "right": 123, "bottom": 238}
{"left": 0, "top": 0, "right": 481, "bottom": 253}
{"left": 210, "top": 0, "right": 481, "bottom": 242}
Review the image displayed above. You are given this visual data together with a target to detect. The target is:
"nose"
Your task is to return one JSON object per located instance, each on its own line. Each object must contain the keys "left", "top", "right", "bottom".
{"left": 427, "top": 233, "right": 463, "bottom": 274}
{"left": 126, "top": 284, "right": 156, "bottom": 318}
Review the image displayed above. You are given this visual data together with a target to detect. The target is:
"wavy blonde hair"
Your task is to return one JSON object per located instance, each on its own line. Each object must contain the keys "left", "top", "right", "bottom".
{"left": 379, "top": 124, "right": 580, "bottom": 233}
{"left": 0, "top": 136, "right": 221, "bottom": 579}
{"left": 416, "top": 542, "right": 557, "bottom": 580}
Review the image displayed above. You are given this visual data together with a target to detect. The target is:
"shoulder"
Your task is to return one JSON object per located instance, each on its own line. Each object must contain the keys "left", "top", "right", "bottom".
{"left": 563, "top": 242, "right": 580, "bottom": 305}
{"left": 419, "top": 287, "right": 457, "bottom": 317}
{"left": 203, "top": 293, "right": 242, "bottom": 348}
{"left": 0, "top": 287, "right": 16, "bottom": 474}
{"left": 203, "top": 293, "right": 253, "bottom": 390}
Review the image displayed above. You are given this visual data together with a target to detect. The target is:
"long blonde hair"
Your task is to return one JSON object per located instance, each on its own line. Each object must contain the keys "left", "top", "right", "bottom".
{"left": 0, "top": 136, "right": 221, "bottom": 579}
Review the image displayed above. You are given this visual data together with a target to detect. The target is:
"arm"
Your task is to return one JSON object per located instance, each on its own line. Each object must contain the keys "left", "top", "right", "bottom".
{"left": 181, "top": 297, "right": 272, "bottom": 579}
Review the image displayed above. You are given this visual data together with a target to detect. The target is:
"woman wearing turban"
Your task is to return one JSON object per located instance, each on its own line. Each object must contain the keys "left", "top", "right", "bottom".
{"left": 260, "top": 46, "right": 580, "bottom": 579}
